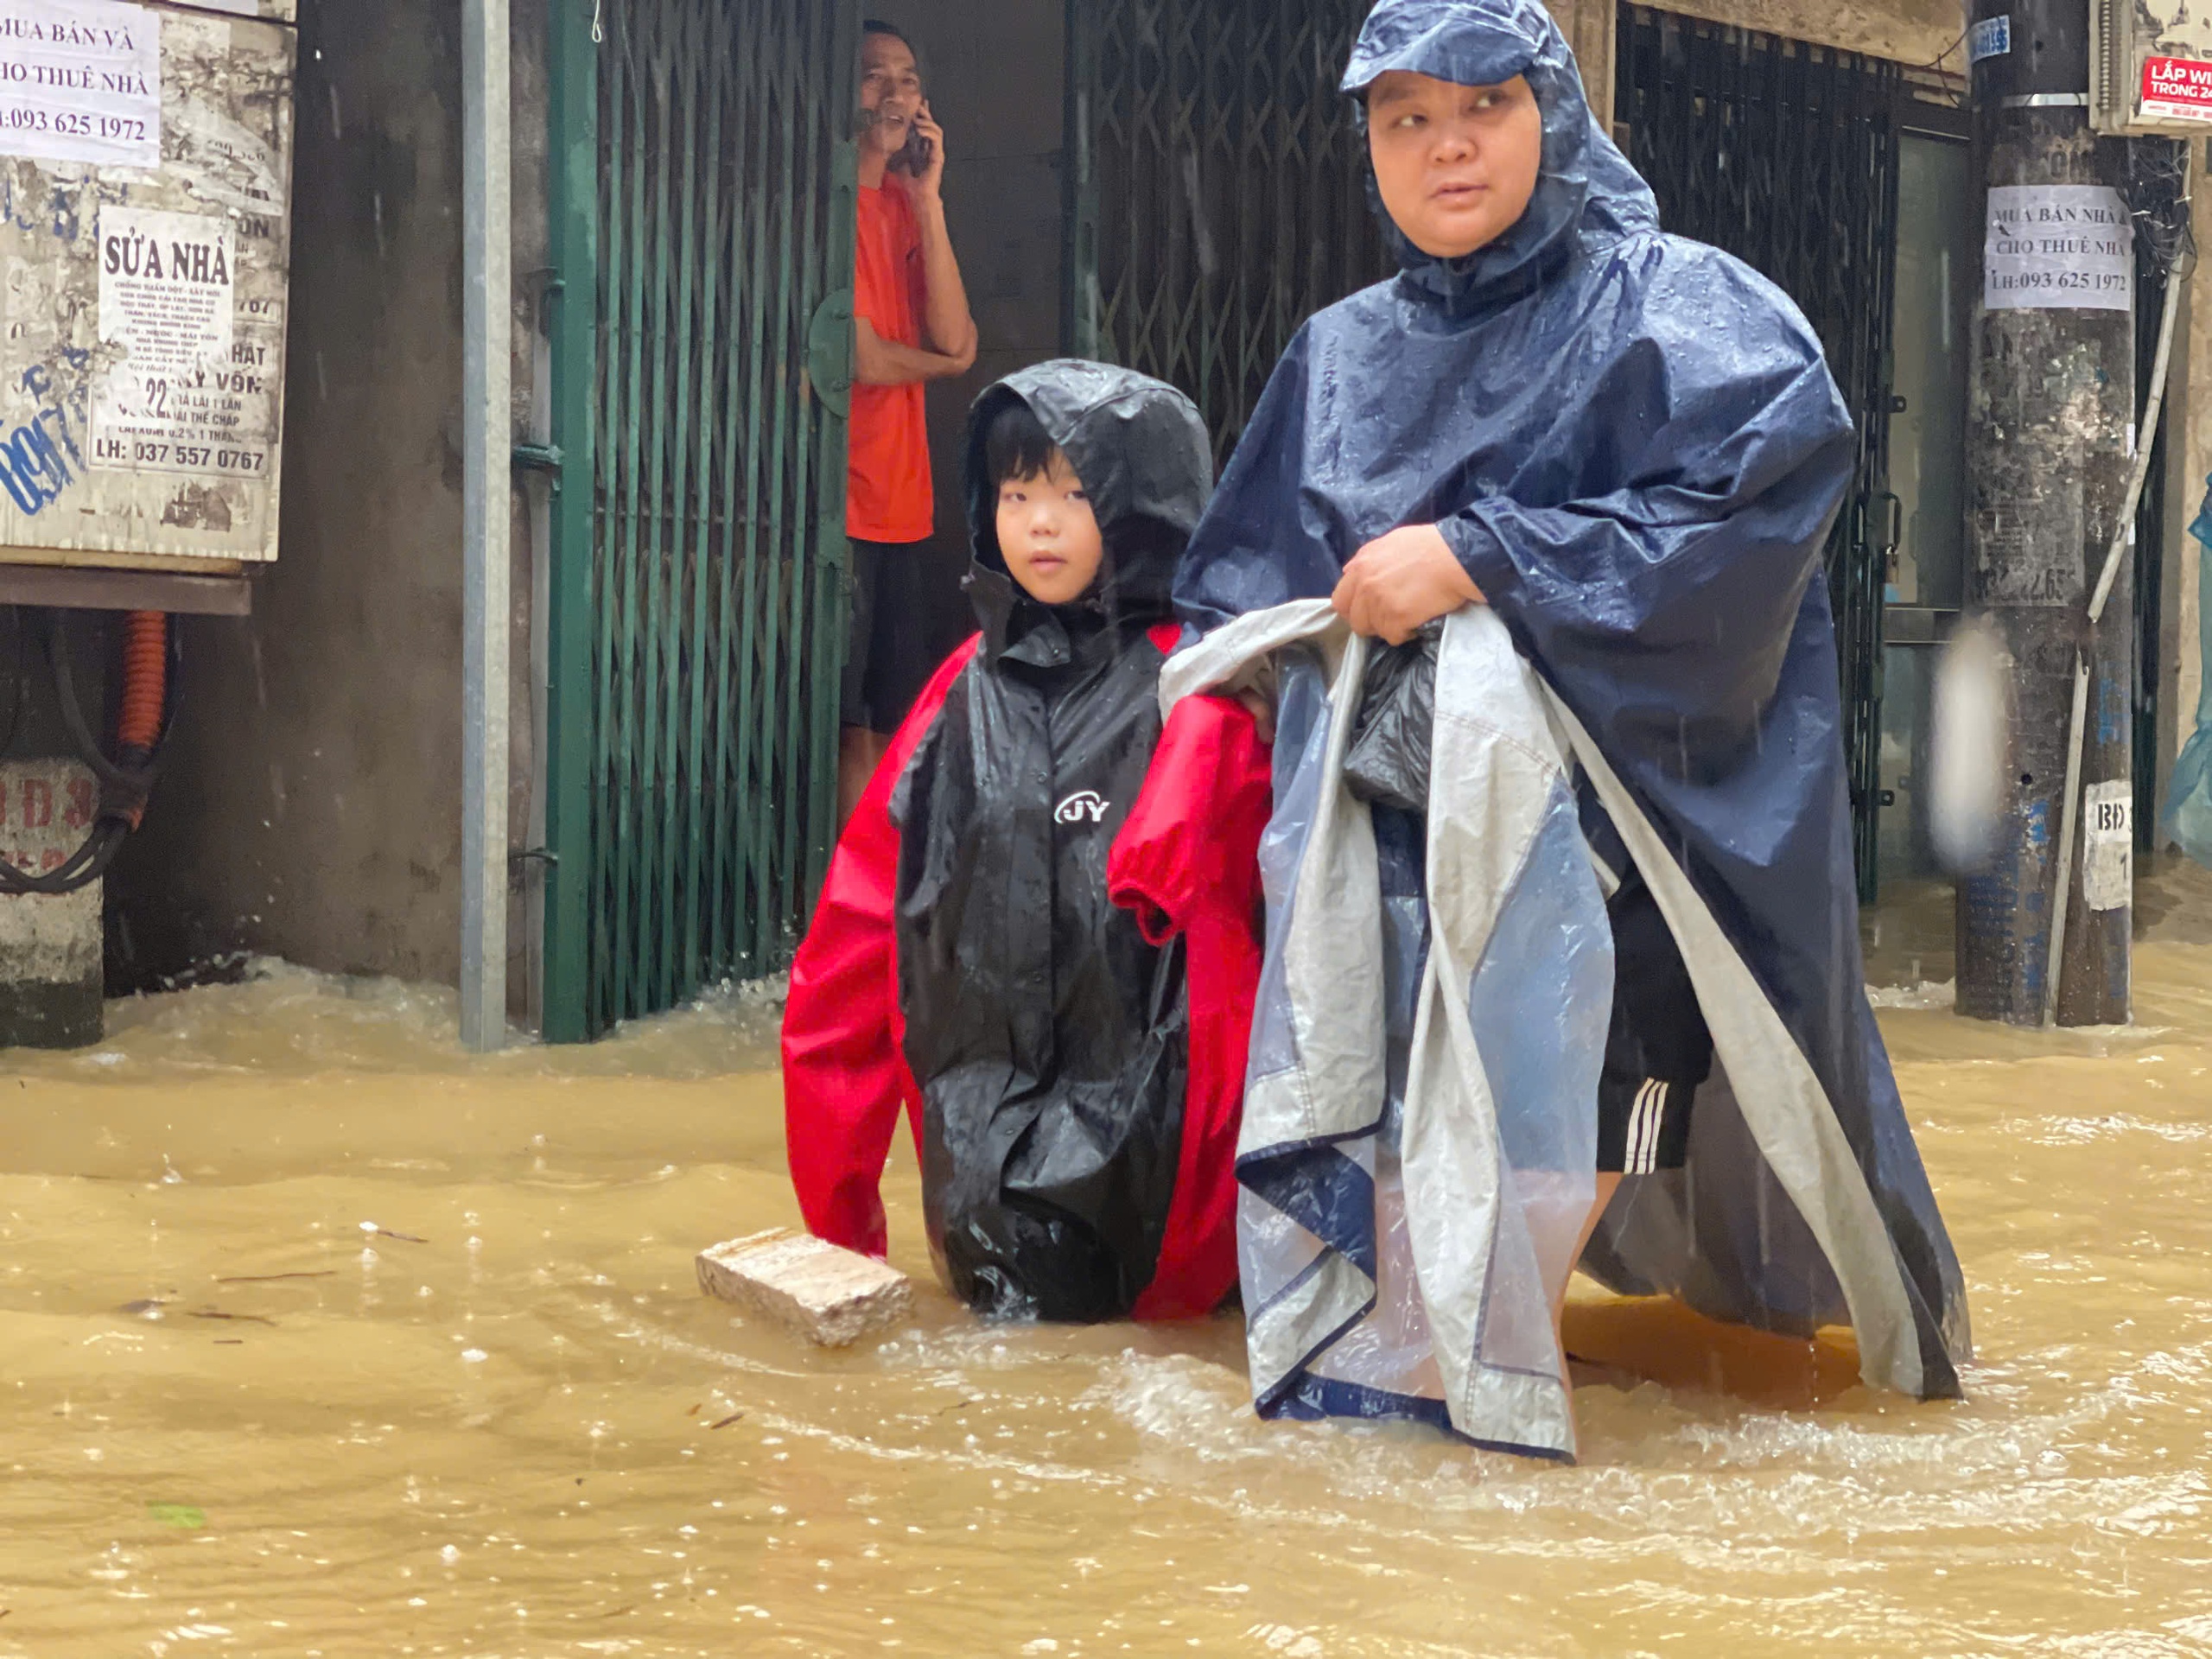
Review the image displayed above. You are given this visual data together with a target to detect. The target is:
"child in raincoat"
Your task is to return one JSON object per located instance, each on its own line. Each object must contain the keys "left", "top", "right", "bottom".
{"left": 781, "top": 362, "right": 1269, "bottom": 1323}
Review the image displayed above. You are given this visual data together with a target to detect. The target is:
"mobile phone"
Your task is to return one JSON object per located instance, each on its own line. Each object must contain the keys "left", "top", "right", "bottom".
{"left": 891, "top": 124, "right": 933, "bottom": 175}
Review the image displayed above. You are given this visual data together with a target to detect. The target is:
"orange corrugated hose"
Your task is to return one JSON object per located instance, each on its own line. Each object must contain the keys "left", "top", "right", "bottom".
{"left": 116, "top": 610, "right": 167, "bottom": 826}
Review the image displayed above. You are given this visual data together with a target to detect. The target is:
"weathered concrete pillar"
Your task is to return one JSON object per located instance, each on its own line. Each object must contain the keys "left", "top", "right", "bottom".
{"left": 1548, "top": 0, "right": 1616, "bottom": 128}
{"left": 1957, "top": 0, "right": 2136, "bottom": 1026}
{"left": 0, "top": 759, "right": 103, "bottom": 1048}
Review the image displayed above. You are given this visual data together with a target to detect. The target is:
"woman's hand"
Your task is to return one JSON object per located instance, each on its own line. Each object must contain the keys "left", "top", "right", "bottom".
{"left": 1234, "top": 687, "right": 1276, "bottom": 747}
{"left": 1332, "top": 524, "right": 1484, "bottom": 645}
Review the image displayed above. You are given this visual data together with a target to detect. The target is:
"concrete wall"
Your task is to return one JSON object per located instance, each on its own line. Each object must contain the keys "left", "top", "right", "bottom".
{"left": 1659, "top": 0, "right": 1961, "bottom": 65}
{"left": 108, "top": 0, "right": 541, "bottom": 996}
{"left": 1549, "top": 0, "right": 1618, "bottom": 125}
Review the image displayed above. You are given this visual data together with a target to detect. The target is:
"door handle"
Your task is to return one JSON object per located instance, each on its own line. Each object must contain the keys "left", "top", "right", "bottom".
{"left": 1871, "top": 490, "right": 1904, "bottom": 558}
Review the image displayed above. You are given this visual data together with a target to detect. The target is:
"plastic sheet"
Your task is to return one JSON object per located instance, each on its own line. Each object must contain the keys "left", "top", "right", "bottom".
{"left": 1215, "top": 604, "right": 1609, "bottom": 1459}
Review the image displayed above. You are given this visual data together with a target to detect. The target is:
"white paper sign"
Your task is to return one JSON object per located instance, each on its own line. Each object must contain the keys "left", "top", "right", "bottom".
{"left": 1984, "top": 185, "right": 2133, "bottom": 313}
{"left": 92, "top": 207, "right": 268, "bottom": 478}
{"left": 2082, "top": 779, "right": 2133, "bottom": 912}
{"left": 0, "top": 0, "right": 159, "bottom": 170}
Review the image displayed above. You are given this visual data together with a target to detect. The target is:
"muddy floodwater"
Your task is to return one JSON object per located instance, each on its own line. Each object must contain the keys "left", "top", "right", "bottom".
{"left": 8, "top": 871, "right": 2212, "bottom": 1656}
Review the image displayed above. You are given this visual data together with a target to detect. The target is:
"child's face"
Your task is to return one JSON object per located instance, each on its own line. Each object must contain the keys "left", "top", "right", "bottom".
{"left": 1366, "top": 71, "right": 1542, "bottom": 261}
{"left": 996, "top": 450, "right": 1105, "bottom": 607}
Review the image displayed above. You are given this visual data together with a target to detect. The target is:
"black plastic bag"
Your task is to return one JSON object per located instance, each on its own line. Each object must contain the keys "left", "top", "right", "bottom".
{"left": 1343, "top": 622, "right": 1441, "bottom": 814}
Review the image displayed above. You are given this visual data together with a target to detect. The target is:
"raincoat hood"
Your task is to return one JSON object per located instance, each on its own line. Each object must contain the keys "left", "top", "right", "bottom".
{"left": 963, "top": 361, "right": 1214, "bottom": 659}
{"left": 1345, "top": 0, "right": 1656, "bottom": 315}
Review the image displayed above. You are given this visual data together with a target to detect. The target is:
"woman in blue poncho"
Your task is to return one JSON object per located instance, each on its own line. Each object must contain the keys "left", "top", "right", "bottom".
{"left": 1176, "top": 0, "right": 1970, "bottom": 1427}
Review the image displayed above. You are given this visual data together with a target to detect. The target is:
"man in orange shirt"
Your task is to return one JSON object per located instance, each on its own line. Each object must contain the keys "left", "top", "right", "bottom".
{"left": 841, "top": 20, "right": 978, "bottom": 821}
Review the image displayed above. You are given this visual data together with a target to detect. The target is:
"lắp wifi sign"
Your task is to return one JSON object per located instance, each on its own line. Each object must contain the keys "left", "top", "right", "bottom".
{"left": 2141, "top": 55, "right": 2212, "bottom": 122}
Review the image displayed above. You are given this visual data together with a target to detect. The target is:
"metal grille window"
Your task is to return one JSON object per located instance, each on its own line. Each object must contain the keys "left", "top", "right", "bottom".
{"left": 542, "top": 0, "right": 859, "bottom": 1039}
{"left": 1065, "top": 0, "right": 1392, "bottom": 464}
{"left": 1615, "top": 6, "right": 1910, "bottom": 898}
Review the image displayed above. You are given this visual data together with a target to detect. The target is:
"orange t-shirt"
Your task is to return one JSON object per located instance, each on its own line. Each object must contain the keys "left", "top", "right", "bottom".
{"left": 848, "top": 183, "right": 934, "bottom": 544}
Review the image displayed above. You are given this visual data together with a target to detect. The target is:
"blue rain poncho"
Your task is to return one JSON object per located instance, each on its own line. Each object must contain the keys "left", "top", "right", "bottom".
{"left": 1176, "top": 0, "right": 1969, "bottom": 1408}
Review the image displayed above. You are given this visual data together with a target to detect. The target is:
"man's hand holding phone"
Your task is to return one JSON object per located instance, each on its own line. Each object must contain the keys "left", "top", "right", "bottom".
{"left": 892, "top": 101, "right": 947, "bottom": 204}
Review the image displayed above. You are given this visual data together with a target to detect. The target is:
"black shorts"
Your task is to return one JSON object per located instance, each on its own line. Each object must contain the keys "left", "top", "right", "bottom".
{"left": 1593, "top": 861, "right": 1713, "bottom": 1175}
{"left": 1597, "top": 1072, "right": 1695, "bottom": 1174}
{"left": 842, "top": 537, "right": 970, "bottom": 735}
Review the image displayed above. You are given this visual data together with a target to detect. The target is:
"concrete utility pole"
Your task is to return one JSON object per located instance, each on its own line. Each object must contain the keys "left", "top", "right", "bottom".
{"left": 1958, "top": 0, "right": 2136, "bottom": 1026}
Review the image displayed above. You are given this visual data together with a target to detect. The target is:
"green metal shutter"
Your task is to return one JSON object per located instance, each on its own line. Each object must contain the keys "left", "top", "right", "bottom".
{"left": 543, "top": 0, "right": 859, "bottom": 1040}
{"left": 1064, "top": 0, "right": 1391, "bottom": 465}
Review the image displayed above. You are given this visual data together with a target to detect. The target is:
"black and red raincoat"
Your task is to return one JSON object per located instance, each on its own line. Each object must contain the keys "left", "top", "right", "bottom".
{"left": 782, "top": 361, "right": 1269, "bottom": 1323}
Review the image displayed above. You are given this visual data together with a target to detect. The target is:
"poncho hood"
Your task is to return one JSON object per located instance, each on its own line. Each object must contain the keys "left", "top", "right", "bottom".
{"left": 962, "top": 361, "right": 1214, "bottom": 662}
{"left": 1344, "top": 0, "right": 1657, "bottom": 315}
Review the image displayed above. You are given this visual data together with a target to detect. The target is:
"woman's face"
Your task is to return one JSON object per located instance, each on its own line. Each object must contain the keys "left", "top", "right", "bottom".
{"left": 1366, "top": 71, "right": 1543, "bottom": 260}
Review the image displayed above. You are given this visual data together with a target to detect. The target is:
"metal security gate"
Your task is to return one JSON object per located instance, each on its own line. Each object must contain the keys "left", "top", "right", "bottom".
{"left": 542, "top": 0, "right": 859, "bottom": 1040}
{"left": 1615, "top": 7, "right": 1911, "bottom": 898}
{"left": 1064, "top": 0, "right": 1392, "bottom": 463}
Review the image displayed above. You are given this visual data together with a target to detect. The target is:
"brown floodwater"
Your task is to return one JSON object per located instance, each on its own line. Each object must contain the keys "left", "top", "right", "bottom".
{"left": 7, "top": 867, "right": 2212, "bottom": 1656}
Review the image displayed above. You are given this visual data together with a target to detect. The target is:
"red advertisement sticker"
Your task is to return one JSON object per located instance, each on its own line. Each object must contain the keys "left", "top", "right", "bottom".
{"left": 2141, "top": 55, "right": 2212, "bottom": 122}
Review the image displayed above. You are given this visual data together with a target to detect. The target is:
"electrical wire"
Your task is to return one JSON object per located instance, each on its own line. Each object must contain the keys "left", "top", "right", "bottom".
{"left": 0, "top": 609, "right": 174, "bottom": 898}
{"left": 2126, "top": 137, "right": 2198, "bottom": 280}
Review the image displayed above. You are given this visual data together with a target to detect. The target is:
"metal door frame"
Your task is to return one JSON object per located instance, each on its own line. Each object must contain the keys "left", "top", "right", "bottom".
{"left": 541, "top": 0, "right": 858, "bottom": 1040}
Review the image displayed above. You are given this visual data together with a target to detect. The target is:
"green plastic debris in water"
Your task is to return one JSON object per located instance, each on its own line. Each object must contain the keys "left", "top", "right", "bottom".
{"left": 147, "top": 1503, "right": 206, "bottom": 1529}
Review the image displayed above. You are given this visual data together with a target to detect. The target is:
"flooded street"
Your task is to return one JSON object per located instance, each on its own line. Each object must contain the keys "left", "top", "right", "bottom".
{"left": 6, "top": 873, "right": 2212, "bottom": 1656}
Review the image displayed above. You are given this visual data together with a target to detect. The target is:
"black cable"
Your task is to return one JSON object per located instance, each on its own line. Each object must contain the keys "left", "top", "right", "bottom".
{"left": 46, "top": 614, "right": 153, "bottom": 798}
{"left": 1916, "top": 25, "right": 1967, "bottom": 72}
{"left": 0, "top": 821, "right": 126, "bottom": 896}
{"left": 2126, "top": 136, "right": 2196, "bottom": 282}
{"left": 0, "top": 609, "right": 174, "bottom": 897}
